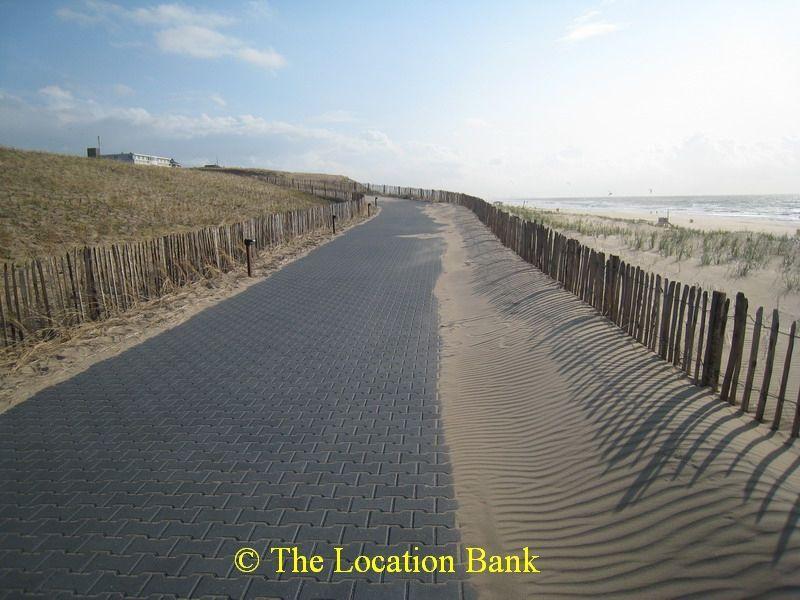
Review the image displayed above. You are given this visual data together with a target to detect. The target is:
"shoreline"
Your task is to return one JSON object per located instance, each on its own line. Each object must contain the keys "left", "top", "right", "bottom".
{"left": 504, "top": 203, "right": 799, "bottom": 235}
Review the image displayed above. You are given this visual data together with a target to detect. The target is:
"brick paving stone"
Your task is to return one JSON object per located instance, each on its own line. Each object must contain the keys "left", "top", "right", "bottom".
{"left": 0, "top": 199, "right": 472, "bottom": 599}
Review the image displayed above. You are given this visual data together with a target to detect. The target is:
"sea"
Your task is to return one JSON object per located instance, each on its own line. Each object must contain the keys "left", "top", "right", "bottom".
{"left": 503, "top": 195, "right": 800, "bottom": 223}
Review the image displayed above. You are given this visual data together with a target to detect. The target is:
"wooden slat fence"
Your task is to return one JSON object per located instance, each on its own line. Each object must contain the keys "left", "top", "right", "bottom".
{"left": 366, "top": 184, "right": 800, "bottom": 437}
{"left": 202, "top": 168, "right": 368, "bottom": 203}
{"left": 1, "top": 197, "right": 365, "bottom": 350}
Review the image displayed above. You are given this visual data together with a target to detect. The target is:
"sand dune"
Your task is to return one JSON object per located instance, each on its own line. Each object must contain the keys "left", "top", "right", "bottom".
{"left": 428, "top": 203, "right": 800, "bottom": 599}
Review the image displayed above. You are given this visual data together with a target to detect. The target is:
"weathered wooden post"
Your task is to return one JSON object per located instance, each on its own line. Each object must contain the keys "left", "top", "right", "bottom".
{"left": 720, "top": 292, "right": 748, "bottom": 404}
{"left": 668, "top": 282, "right": 682, "bottom": 363}
{"left": 741, "top": 307, "right": 763, "bottom": 412}
{"left": 650, "top": 275, "right": 662, "bottom": 352}
{"left": 682, "top": 286, "right": 697, "bottom": 372}
{"left": 673, "top": 284, "right": 689, "bottom": 366}
{"left": 772, "top": 320, "right": 796, "bottom": 430}
{"left": 754, "top": 309, "right": 780, "bottom": 421}
{"left": 244, "top": 238, "right": 255, "bottom": 277}
{"left": 83, "top": 246, "right": 100, "bottom": 320}
{"left": 793, "top": 385, "right": 800, "bottom": 437}
{"left": 659, "top": 280, "right": 674, "bottom": 360}
{"left": 701, "top": 291, "right": 727, "bottom": 390}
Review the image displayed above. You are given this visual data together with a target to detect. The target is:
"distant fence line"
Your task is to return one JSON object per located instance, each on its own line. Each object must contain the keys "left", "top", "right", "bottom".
{"left": 201, "top": 168, "right": 368, "bottom": 203}
{"left": 365, "top": 184, "right": 800, "bottom": 437}
{"left": 1, "top": 196, "right": 366, "bottom": 351}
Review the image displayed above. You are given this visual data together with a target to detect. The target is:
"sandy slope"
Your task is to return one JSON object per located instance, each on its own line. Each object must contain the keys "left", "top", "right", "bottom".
{"left": 429, "top": 203, "right": 800, "bottom": 599}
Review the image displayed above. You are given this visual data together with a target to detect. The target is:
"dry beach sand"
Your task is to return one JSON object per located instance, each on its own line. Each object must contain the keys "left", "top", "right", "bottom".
{"left": 429, "top": 203, "right": 800, "bottom": 599}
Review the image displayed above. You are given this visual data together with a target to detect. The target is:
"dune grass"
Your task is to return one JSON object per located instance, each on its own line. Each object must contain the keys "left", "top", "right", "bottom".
{"left": 0, "top": 147, "right": 335, "bottom": 262}
{"left": 203, "top": 166, "right": 360, "bottom": 187}
{"left": 501, "top": 203, "right": 800, "bottom": 290}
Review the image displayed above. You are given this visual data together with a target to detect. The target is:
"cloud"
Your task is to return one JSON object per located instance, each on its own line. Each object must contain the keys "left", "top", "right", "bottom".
{"left": 128, "top": 4, "right": 234, "bottom": 28}
{"left": 155, "top": 25, "right": 232, "bottom": 58}
{"left": 562, "top": 10, "right": 622, "bottom": 42}
{"left": 0, "top": 88, "right": 462, "bottom": 187}
{"left": 0, "top": 90, "right": 21, "bottom": 102}
{"left": 113, "top": 83, "right": 134, "bottom": 96}
{"left": 360, "top": 130, "right": 397, "bottom": 151}
{"left": 236, "top": 47, "right": 286, "bottom": 70}
{"left": 209, "top": 93, "right": 226, "bottom": 108}
{"left": 313, "top": 110, "right": 358, "bottom": 124}
{"left": 464, "top": 117, "right": 490, "bottom": 129}
{"left": 56, "top": 5, "right": 108, "bottom": 25}
{"left": 56, "top": 1, "right": 285, "bottom": 71}
{"left": 38, "top": 85, "right": 81, "bottom": 114}
{"left": 5, "top": 88, "right": 380, "bottom": 150}
{"left": 39, "top": 85, "right": 73, "bottom": 102}
{"left": 246, "top": 1, "right": 273, "bottom": 19}
{"left": 575, "top": 10, "right": 601, "bottom": 24}
{"left": 57, "top": 1, "right": 233, "bottom": 28}
{"left": 405, "top": 141, "right": 461, "bottom": 165}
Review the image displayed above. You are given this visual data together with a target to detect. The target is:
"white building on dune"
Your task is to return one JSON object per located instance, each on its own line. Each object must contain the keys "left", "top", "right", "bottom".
{"left": 87, "top": 148, "right": 180, "bottom": 167}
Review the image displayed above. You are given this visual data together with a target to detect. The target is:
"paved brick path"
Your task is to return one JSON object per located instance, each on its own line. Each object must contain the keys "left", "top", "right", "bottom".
{"left": 0, "top": 199, "right": 472, "bottom": 599}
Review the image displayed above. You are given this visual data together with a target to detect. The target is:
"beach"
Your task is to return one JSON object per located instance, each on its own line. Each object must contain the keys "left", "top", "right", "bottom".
{"left": 564, "top": 210, "right": 797, "bottom": 236}
{"left": 504, "top": 198, "right": 800, "bottom": 323}
{"left": 506, "top": 195, "right": 800, "bottom": 235}
{"left": 428, "top": 201, "right": 800, "bottom": 598}
{"left": 500, "top": 197, "right": 800, "bottom": 432}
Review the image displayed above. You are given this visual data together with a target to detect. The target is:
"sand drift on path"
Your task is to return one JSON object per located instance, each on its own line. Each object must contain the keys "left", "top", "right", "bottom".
{"left": 429, "top": 203, "right": 800, "bottom": 599}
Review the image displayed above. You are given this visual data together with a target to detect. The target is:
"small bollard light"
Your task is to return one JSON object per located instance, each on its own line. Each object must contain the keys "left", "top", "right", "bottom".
{"left": 244, "top": 238, "right": 256, "bottom": 277}
{"left": 368, "top": 203, "right": 371, "bottom": 216}
{"left": 374, "top": 196, "right": 378, "bottom": 207}
{"left": 332, "top": 214, "right": 337, "bottom": 234}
